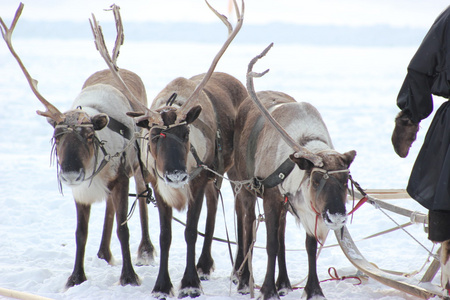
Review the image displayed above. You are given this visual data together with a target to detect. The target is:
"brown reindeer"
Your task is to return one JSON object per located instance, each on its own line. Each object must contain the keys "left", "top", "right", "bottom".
{"left": 91, "top": 0, "right": 247, "bottom": 298}
{"left": 230, "top": 44, "right": 356, "bottom": 300}
{"left": 0, "top": 4, "right": 155, "bottom": 288}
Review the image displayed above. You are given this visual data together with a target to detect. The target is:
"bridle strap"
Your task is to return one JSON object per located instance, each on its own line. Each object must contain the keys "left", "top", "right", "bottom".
{"left": 309, "top": 167, "right": 350, "bottom": 246}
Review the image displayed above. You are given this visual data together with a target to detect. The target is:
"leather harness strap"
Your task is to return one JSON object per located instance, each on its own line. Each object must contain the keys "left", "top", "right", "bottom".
{"left": 246, "top": 112, "right": 295, "bottom": 194}
{"left": 107, "top": 116, "right": 133, "bottom": 140}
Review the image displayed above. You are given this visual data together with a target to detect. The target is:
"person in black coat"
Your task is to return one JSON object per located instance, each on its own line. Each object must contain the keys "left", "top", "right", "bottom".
{"left": 392, "top": 5, "right": 450, "bottom": 291}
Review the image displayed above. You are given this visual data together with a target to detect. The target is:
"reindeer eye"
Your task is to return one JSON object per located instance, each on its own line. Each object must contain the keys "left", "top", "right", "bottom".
{"left": 86, "top": 132, "right": 95, "bottom": 142}
{"left": 183, "top": 131, "right": 189, "bottom": 142}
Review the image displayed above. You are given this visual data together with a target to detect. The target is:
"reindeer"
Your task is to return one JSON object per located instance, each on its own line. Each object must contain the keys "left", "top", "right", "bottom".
{"left": 230, "top": 43, "right": 357, "bottom": 300}
{"left": 90, "top": 0, "right": 247, "bottom": 297}
{"left": 0, "top": 4, "right": 155, "bottom": 288}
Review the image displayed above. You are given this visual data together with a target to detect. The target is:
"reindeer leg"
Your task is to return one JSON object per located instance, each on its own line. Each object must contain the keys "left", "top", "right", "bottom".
{"left": 276, "top": 203, "right": 292, "bottom": 295}
{"left": 135, "top": 168, "right": 155, "bottom": 266}
{"left": 228, "top": 166, "right": 244, "bottom": 285}
{"left": 304, "top": 234, "right": 325, "bottom": 300}
{"left": 97, "top": 197, "right": 114, "bottom": 264}
{"left": 111, "top": 172, "right": 140, "bottom": 286}
{"left": 235, "top": 188, "right": 256, "bottom": 295}
{"left": 66, "top": 202, "right": 91, "bottom": 288}
{"left": 152, "top": 191, "right": 174, "bottom": 298}
{"left": 179, "top": 178, "right": 208, "bottom": 298}
{"left": 260, "top": 192, "right": 281, "bottom": 300}
{"left": 196, "top": 182, "right": 217, "bottom": 280}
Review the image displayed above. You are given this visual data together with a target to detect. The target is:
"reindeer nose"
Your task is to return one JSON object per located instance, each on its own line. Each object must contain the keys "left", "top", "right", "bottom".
{"left": 323, "top": 210, "right": 347, "bottom": 230}
{"left": 60, "top": 170, "right": 85, "bottom": 185}
{"left": 165, "top": 170, "right": 189, "bottom": 187}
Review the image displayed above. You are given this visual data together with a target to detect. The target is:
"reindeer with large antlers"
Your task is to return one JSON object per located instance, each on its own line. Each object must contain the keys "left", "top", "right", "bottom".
{"left": 91, "top": 0, "right": 247, "bottom": 297}
{"left": 230, "top": 43, "right": 357, "bottom": 300}
{"left": 0, "top": 4, "right": 156, "bottom": 288}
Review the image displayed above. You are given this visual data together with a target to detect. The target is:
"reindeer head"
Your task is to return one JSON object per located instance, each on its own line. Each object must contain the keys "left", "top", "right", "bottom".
{"left": 290, "top": 150, "right": 356, "bottom": 230}
{"left": 50, "top": 109, "right": 109, "bottom": 186}
{"left": 132, "top": 104, "right": 202, "bottom": 188}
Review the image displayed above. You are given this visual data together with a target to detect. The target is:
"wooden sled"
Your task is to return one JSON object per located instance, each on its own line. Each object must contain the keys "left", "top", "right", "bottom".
{"left": 336, "top": 189, "right": 450, "bottom": 299}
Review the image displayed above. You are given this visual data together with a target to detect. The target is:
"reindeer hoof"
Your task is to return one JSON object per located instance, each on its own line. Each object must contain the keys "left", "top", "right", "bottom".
{"left": 97, "top": 248, "right": 114, "bottom": 264}
{"left": 277, "top": 281, "right": 292, "bottom": 296}
{"left": 137, "top": 241, "right": 156, "bottom": 266}
{"left": 178, "top": 287, "right": 202, "bottom": 298}
{"left": 198, "top": 272, "right": 210, "bottom": 281}
{"left": 307, "top": 295, "right": 326, "bottom": 300}
{"left": 120, "top": 272, "right": 140, "bottom": 286}
{"left": 152, "top": 291, "right": 173, "bottom": 300}
{"left": 66, "top": 272, "right": 87, "bottom": 288}
{"left": 237, "top": 284, "right": 251, "bottom": 295}
{"left": 278, "top": 287, "right": 292, "bottom": 296}
{"left": 136, "top": 250, "right": 155, "bottom": 266}
{"left": 230, "top": 272, "right": 239, "bottom": 285}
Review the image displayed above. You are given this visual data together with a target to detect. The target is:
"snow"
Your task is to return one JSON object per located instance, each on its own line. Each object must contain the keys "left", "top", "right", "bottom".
{"left": 0, "top": 1, "right": 448, "bottom": 300}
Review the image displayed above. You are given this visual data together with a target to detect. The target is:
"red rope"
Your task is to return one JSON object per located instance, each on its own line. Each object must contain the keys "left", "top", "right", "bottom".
{"left": 347, "top": 196, "right": 368, "bottom": 216}
{"left": 292, "top": 267, "right": 362, "bottom": 290}
{"left": 309, "top": 201, "right": 323, "bottom": 246}
{"left": 322, "top": 267, "right": 362, "bottom": 285}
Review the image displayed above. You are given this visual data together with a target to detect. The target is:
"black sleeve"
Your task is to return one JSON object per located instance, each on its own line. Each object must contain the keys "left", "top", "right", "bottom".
{"left": 397, "top": 69, "right": 434, "bottom": 123}
{"left": 396, "top": 6, "right": 450, "bottom": 123}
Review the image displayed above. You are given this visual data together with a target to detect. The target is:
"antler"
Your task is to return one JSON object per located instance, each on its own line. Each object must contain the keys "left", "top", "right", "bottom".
{"left": 246, "top": 43, "right": 323, "bottom": 167}
{"left": 89, "top": 4, "right": 163, "bottom": 126}
{"left": 0, "top": 3, "right": 65, "bottom": 123}
{"left": 176, "top": 0, "right": 245, "bottom": 123}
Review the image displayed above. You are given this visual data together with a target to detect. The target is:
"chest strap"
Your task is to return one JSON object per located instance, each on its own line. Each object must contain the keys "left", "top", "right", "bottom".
{"left": 107, "top": 116, "right": 133, "bottom": 140}
{"left": 258, "top": 157, "right": 295, "bottom": 188}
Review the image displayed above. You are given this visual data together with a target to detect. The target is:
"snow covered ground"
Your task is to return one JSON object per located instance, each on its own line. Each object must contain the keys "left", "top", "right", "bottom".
{"left": 1, "top": 1, "right": 450, "bottom": 300}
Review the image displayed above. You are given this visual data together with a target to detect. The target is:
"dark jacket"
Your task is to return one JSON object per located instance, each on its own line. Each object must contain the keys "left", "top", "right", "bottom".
{"left": 397, "top": 6, "right": 450, "bottom": 215}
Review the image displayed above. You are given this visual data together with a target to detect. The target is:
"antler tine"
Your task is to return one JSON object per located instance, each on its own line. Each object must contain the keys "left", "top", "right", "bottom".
{"left": 246, "top": 43, "right": 323, "bottom": 167}
{"left": 176, "top": 0, "right": 245, "bottom": 123}
{"left": 108, "top": 4, "right": 123, "bottom": 66}
{"left": 1, "top": 3, "right": 64, "bottom": 123}
{"left": 89, "top": 6, "right": 163, "bottom": 126}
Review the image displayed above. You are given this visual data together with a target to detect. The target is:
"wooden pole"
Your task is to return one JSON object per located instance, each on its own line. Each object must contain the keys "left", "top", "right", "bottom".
{"left": 0, "top": 287, "right": 53, "bottom": 300}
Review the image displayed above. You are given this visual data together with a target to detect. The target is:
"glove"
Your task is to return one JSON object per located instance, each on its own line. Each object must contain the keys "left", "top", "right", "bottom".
{"left": 391, "top": 111, "right": 419, "bottom": 158}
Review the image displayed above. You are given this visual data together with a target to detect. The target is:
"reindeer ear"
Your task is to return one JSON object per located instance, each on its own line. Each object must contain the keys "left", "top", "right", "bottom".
{"left": 289, "top": 153, "right": 314, "bottom": 171}
{"left": 126, "top": 111, "right": 144, "bottom": 118}
{"left": 343, "top": 150, "right": 357, "bottom": 167}
{"left": 92, "top": 113, "right": 109, "bottom": 131}
{"left": 136, "top": 119, "right": 150, "bottom": 129}
{"left": 46, "top": 117, "right": 57, "bottom": 128}
{"left": 126, "top": 112, "right": 150, "bottom": 129}
{"left": 184, "top": 105, "right": 202, "bottom": 124}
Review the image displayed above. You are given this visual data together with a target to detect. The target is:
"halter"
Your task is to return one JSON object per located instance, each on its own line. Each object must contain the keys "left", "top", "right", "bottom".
{"left": 149, "top": 122, "right": 206, "bottom": 182}
{"left": 308, "top": 167, "right": 350, "bottom": 246}
{"left": 53, "top": 120, "right": 137, "bottom": 186}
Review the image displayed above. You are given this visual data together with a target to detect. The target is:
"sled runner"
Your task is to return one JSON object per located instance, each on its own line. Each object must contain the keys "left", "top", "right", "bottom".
{"left": 337, "top": 189, "right": 450, "bottom": 300}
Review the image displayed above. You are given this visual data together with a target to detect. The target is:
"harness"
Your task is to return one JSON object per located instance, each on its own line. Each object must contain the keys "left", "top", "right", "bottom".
{"left": 246, "top": 113, "right": 295, "bottom": 195}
